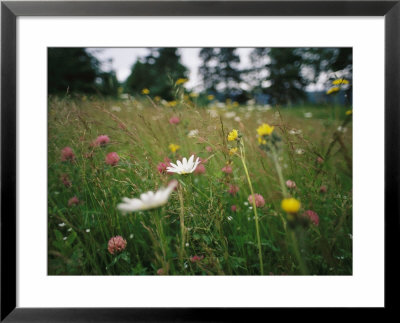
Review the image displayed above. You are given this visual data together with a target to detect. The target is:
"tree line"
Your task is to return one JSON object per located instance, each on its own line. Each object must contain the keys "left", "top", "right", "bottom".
{"left": 48, "top": 47, "right": 351, "bottom": 105}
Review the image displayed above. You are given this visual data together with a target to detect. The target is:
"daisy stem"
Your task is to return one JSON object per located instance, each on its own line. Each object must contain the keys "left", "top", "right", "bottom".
{"left": 155, "top": 209, "right": 168, "bottom": 272}
{"left": 239, "top": 139, "right": 264, "bottom": 275}
{"left": 177, "top": 185, "right": 186, "bottom": 265}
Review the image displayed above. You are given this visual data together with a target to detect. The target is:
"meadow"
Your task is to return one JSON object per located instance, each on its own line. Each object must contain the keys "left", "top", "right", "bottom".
{"left": 48, "top": 94, "right": 352, "bottom": 275}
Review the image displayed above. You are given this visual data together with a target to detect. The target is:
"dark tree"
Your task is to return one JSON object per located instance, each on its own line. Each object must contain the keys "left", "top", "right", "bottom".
{"left": 249, "top": 47, "right": 352, "bottom": 105}
{"left": 48, "top": 48, "right": 100, "bottom": 94}
{"left": 125, "top": 48, "right": 188, "bottom": 100}
{"left": 199, "top": 48, "right": 244, "bottom": 99}
{"left": 48, "top": 48, "right": 120, "bottom": 96}
{"left": 266, "top": 48, "right": 308, "bottom": 105}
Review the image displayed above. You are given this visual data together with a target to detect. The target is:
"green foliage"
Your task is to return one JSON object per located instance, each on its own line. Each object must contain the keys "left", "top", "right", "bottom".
{"left": 48, "top": 48, "right": 120, "bottom": 97}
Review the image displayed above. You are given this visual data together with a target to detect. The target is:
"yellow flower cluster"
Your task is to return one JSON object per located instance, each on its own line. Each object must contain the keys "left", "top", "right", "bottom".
{"left": 141, "top": 88, "right": 150, "bottom": 95}
{"left": 257, "top": 137, "right": 267, "bottom": 145}
{"left": 281, "top": 198, "right": 301, "bottom": 214}
{"left": 168, "top": 144, "right": 180, "bottom": 153}
{"left": 168, "top": 101, "right": 177, "bottom": 107}
{"left": 229, "top": 148, "right": 238, "bottom": 156}
{"left": 332, "top": 78, "right": 349, "bottom": 85}
{"left": 176, "top": 78, "right": 188, "bottom": 85}
{"left": 326, "top": 87, "right": 340, "bottom": 95}
{"left": 257, "top": 123, "right": 274, "bottom": 136}
{"left": 227, "top": 129, "right": 239, "bottom": 142}
{"left": 345, "top": 110, "right": 352, "bottom": 116}
{"left": 207, "top": 95, "right": 215, "bottom": 100}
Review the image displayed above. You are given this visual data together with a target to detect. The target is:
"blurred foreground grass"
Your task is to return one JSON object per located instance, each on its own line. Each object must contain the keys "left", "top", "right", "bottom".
{"left": 48, "top": 96, "right": 352, "bottom": 275}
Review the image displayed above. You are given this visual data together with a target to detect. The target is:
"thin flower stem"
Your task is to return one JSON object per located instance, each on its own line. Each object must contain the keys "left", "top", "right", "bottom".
{"left": 270, "top": 145, "right": 289, "bottom": 198}
{"left": 290, "top": 230, "right": 308, "bottom": 275}
{"left": 155, "top": 209, "right": 168, "bottom": 271}
{"left": 177, "top": 185, "right": 186, "bottom": 265}
{"left": 239, "top": 140, "right": 264, "bottom": 275}
{"left": 269, "top": 145, "right": 289, "bottom": 231}
{"left": 269, "top": 144, "right": 306, "bottom": 273}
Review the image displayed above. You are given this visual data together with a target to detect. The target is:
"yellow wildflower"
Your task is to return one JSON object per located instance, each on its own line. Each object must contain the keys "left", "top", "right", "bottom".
{"left": 281, "top": 198, "right": 301, "bottom": 214}
{"left": 168, "top": 144, "right": 180, "bottom": 153}
{"left": 332, "top": 78, "right": 349, "bottom": 85}
{"left": 345, "top": 110, "right": 352, "bottom": 116}
{"left": 257, "top": 136, "right": 267, "bottom": 145}
{"left": 207, "top": 95, "right": 215, "bottom": 100}
{"left": 154, "top": 96, "right": 161, "bottom": 102}
{"left": 141, "top": 88, "right": 150, "bottom": 95}
{"left": 168, "top": 100, "right": 177, "bottom": 107}
{"left": 229, "top": 148, "right": 238, "bottom": 156}
{"left": 233, "top": 101, "right": 239, "bottom": 107}
{"left": 190, "top": 92, "right": 199, "bottom": 98}
{"left": 176, "top": 78, "right": 188, "bottom": 85}
{"left": 227, "top": 129, "right": 239, "bottom": 142}
{"left": 257, "top": 123, "right": 274, "bottom": 136}
{"left": 326, "top": 87, "right": 340, "bottom": 95}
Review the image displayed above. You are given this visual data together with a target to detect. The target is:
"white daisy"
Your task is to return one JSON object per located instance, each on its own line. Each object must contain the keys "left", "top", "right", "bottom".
{"left": 166, "top": 155, "right": 200, "bottom": 175}
{"left": 208, "top": 109, "right": 219, "bottom": 118}
{"left": 304, "top": 112, "right": 313, "bottom": 118}
{"left": 224, "top": 111, "right": 236, "bottom": 119}
{"left": 187, "top": 129, "right": 199, "bottom": 138}
{"left": 117, "top": 180, "right": 178, "bottom": 213}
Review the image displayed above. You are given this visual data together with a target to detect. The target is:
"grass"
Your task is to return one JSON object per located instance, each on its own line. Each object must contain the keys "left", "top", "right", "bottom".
{"left": 48, "top": 95, "right": 352, "bottom": 275}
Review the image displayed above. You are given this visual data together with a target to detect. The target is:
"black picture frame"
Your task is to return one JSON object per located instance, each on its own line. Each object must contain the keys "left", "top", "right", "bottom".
{"left": 1, "top": 1, "right": 398, "bottom": 321}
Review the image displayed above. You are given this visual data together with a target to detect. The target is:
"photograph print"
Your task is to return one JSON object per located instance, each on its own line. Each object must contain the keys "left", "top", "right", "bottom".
{"left": 48, "top": 47, "right": 352, "bottom": 275}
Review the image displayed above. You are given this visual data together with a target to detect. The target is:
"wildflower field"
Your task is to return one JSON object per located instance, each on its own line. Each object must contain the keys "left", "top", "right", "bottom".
{"left": 48, "top": 95, "right": 352, "bottom": 275}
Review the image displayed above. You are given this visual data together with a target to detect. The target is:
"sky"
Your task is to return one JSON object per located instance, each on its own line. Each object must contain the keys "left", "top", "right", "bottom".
{"left": 87, "top": 48, "right": 326, "bottom": 91}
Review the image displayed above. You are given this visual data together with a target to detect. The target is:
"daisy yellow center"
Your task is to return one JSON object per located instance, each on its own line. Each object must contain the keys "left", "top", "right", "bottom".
{"left": 257, "top": 123, "right": 274, "bottom": 136}
{"left": 227, "top": 129, "right": 238, "bottom": 141}
{"left": 141, "top": 88, "right": 150, "bottom": 95}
